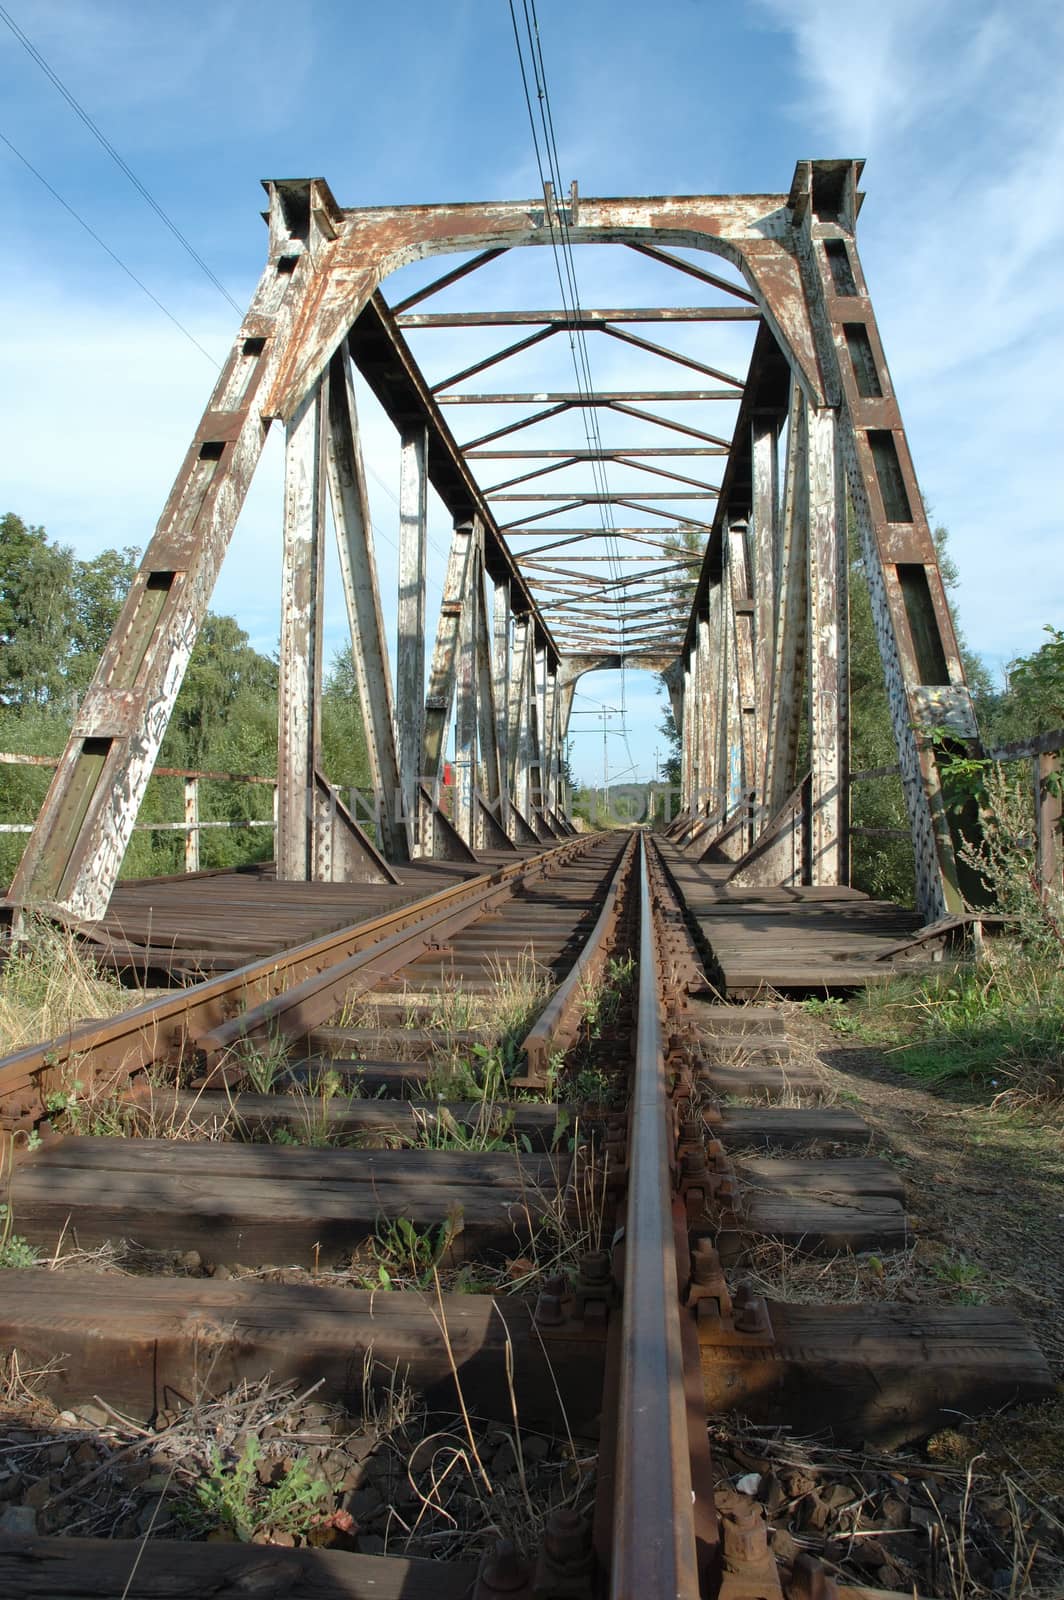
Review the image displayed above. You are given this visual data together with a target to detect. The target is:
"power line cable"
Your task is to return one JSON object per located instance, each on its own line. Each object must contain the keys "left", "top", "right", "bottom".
{"left": 507, "top": 1, "right": 632, "bottom": 683}
{"left": 523, "top": 0, "right": 627, "bottom": 605}
{"left": 507, "top": 7, "right": 616, "bottom": 532}
{"left": 0, "top": 3, "right": 243, "bottom": 314}
{"left": 0, "top": 128, "right": 220, "bottom": 366}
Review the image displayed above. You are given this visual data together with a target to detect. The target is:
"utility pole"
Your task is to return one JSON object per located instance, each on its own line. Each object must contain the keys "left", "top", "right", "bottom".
{"left": 568, "top": 705, "right": 622, "bottom": 827}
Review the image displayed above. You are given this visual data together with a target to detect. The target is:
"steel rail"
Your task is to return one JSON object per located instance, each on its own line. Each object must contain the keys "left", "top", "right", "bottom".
{"left": 198, "top": 834, "right": 629, "bottom": 1071}
{"left": 611, "top": 833, "right": 700, "bottom": 1600}
{"left": 516, "top": 833, "right": 636, "bottom": 1086}
{"left": 0, "top": 834, "right": 604, "bottom": 1130}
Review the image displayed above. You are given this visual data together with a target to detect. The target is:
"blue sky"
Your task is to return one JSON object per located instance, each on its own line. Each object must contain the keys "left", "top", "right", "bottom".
{"left": 2, "top": 0, "right": 1061, "bottom": 786}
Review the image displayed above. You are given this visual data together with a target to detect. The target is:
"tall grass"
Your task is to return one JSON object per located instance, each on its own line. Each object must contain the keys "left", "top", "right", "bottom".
{"left": 851, "top": 949, "right": 1064, "bottom": 1096}
{"left": 0, "top": 915, "right": 132, "bottom": 1057}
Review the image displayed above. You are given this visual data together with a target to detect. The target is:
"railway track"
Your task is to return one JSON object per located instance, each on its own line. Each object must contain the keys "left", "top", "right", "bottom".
{"left": 0, "top": 832, "right": 1052, "bottom": 1598}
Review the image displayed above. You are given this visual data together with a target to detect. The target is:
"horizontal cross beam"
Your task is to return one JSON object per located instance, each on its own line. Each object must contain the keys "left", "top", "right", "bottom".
{"left": 489, "top": 490, "right": 717, "bottom": 501}
{"left": 465, "top": 447, "right": 728, "bottom": 458}
{"left": 439, "top": 390, "right": 740, "bottom": 403}
{"left": 398, "top": 306, "right": 760, "bottom": 326}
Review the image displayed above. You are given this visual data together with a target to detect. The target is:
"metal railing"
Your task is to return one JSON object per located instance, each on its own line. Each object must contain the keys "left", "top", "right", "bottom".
{"left": 847, "top": 732, "right": 1064, "bottom": 900}
{"left": 0, "top": 753, "right": 276, "bottom": 873}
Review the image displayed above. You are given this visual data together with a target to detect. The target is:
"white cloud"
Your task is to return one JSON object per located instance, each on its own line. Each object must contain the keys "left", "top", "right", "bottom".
{"left": 756, "top": 0, "right": 1064, "bottom": 666}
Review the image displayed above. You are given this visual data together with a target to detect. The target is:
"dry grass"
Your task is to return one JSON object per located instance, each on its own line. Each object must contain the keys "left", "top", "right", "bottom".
{"left": 499, "top": 1141, "right": 611, "bottom": 1294}
{"left": 0, "top": 914, "right": 135, "bottom": 1057}
{"left": 335, "top": 952, "right": 553, "bottom": 1077}
{"left": 730, "top": 1236, "right": 920, "bottom": 1304}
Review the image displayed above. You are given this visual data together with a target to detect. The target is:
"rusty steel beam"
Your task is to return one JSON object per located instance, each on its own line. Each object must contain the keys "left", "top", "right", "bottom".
{"left": 349, "top": 294, "right": 557, "bottom": 662}
{"left": 467, "top": 447, "right": 727, "bottom": 458}
{"left": 599, "top": 322, "right": 745, "bottom": 387}
{"left": 389, "top": 246, "right": 509, "bottom": 313}
{"left": 398, "top": 306, "right": 760, "bottom": 326}
{"left": 326, "top": 350, "right": 408, "bottom": 862}
{"left": 6, "top": 162, "right": 981, "bottom": 923}
{"left": 276, "top": 376, "right": 328, "bottom": 881}
{"left": 430, "top": 324, "right": 560, "bottom": 393}
{"left": 439, "top": 389, "right": 739, "bottom": 403}
{"left": 624, "top": 240, "right": 759, "bottom": 303}
{"left": 489, "top": 491, "right": 717, "bottom": 502}
{"left": 610, "top": 834, "right": 700, "bottom": 1600}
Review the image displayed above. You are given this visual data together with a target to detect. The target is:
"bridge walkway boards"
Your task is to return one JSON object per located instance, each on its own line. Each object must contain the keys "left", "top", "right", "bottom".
{"left": 72, "top": 850, "right": 536, "bottom": 982}
{"left": 655, "top": 841, "right": 925, "bottom": 996}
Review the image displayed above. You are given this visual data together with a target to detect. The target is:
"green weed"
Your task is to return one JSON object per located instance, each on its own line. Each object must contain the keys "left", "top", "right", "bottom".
{"left": 932, "top": 1254, "right": 987, "bottom": 1304}
{"left": 0, "top": 1203, "right": 37, "bottom": 1269}
{"left": 409, "top": 1102, "right": 531, "bottom": 1154}
{"left": 801, "top": 996, "right": 861, "bottom": 1035}
{"left": 368, "top": 1207, "right": 464, "bottom": 1290}
{"left": 571, "top": 1066, "right": 613, "bottom": 1105}
{"left": 233, "top": 1033, "right": 290, "bottom": 1096}
{"left": 180, "top": 1432, "right": 330, "bottom": 1543}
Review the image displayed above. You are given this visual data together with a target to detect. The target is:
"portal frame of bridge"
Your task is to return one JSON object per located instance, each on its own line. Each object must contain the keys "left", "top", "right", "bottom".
{"left": 8, "top": 160, "right": 979, "bottom": 923}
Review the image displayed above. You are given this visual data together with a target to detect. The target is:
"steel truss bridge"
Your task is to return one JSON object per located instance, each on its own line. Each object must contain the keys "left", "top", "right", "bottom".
{"left": 8, "top": 159, "right": 980, "bottom": 925}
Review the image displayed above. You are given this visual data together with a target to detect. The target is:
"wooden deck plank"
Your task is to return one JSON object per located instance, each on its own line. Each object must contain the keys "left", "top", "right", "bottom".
{"left": 699, "top": 1302, "right": 1054, "bottom": 1447}
{"left": 0, "top": 1268, "right": 602, "bottom": 1429}
{"left": 9, "top": 1137, "right": 563, "bottom": 1265}
{"left": 736, "top": 1157, "right": 904, "bottom": 1201}
{"left": 656, "top": 840, "right": 925, "bottom": 994}
{"left": 0, "top": 1538, "right": 477, "bottom": 1598}
{"left": 717, "top": 1106, "right": 870, "bottom": 1145}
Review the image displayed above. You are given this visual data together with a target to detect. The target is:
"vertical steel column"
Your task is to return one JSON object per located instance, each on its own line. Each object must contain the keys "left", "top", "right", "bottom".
{"left": 720, "top": 558, "right": 743, "bottom": 824}
{"left": 493, "top": 580, "right": 512, "bottom": 823}
{"left": 696, "top": 612, "right": 713, "bottom": 818}
{"left": 728, "top": 516, "right": 758, "bottom": 841}
{"left": 532, "top": 646, "right": 548, "bottom": 816}
{"left": 704, "top": 577, "right": 724, "bottom": 824}
{"left": 806, "top": 407, "right": 847, "bottom": 883}
{"left": 751, "top": 414, "right": 780, "bottom": 795}
{"left": 508, "top": 616, "right": 532, "bottom": 820}
{"left": 397, "top": 421, "right": 429, "bottom": 852}
{"left": 543, "top": 662, "right": 560, "bottom": 815}
{"left": 452, "top": 529, "right": 480, "bottom": 847}
{"left": 557, "top": 675, "right": 576, "bottom": 817}
{"left": 423, "top": 519, "right": 475, "bottom": 798}
{"left": 688, "top": 634, "right": 702, "bottom": 809}
{"left": 277, "top": 377, "right": 328, "bottom": 880}
{"left": 680, "top": 653, "right": 694, "bottom": 811}
{"left": 8, "top": 180, "right": 328, "bottom": 919}
{"left": 326, "top": 351, "right": 407, "bottom": 860}
{"left": 764, "top": 386, "right": 810, "bottom": 815}
{"left": 474, "top": 553, "right": 511, "bottom": 845}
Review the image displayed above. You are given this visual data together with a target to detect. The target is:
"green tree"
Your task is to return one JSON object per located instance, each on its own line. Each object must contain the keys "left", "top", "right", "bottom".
{"left": 990, "top": 628, "right": 1064, "bottom": 742}
{"left": 69, "top": 545, "right": 139, "bottom": 690}
{"left": 320, "top": 645, "right": 372, "bottom": 792}
{"left": 162, "top": 615, "right": 277, "bottom": 769}
{"left": 655, "top": 525, "right": 705, "bottom": 792}
{"left": 0, "top": 514, "right": 78, "bottom": 706}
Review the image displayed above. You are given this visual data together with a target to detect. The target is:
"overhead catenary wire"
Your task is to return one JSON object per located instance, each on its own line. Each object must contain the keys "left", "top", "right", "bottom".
{"left": 523, "top": 2, "right": 626, "bottom": 594}
{"left": 0, "top": 3, "right": 243, "bottom": 314}
{"left": 506, "top": 1, "right": 629, "bottom": 652}
{"left": 0, "top": 128, "right": 220, "bottom": 367}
